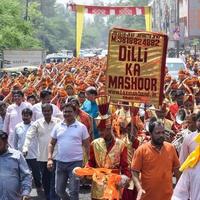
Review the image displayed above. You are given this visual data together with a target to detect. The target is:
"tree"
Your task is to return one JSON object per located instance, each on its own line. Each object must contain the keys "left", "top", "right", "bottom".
{"left": 28, "top": 1, "right": 76, "bottom": 52}
{"left": 81, "top": 0, "right": 149, "bottom": 48}
{"left": 0, "top": 0, "right": 41, "bottom": 49}
{"left": 0, "top": 0, "right": 150, "bottom": 52}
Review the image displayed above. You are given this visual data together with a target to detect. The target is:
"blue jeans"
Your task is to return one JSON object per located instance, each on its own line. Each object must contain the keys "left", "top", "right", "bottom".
{"left": 39, "top": 161, "right": 60, "bottom": 200}
{"left": 55, "top": 160, "right": 82, "bottom": 200}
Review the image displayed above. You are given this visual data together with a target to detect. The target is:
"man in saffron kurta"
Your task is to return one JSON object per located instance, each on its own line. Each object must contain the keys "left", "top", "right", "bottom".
{"left": 87, "top": 117, "right": 131, "bottom": 200}
{"left": 131, "top": 117, "right": 180, "bottom": 200}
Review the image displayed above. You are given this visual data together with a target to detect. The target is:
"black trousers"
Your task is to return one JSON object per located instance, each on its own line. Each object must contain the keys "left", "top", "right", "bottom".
{"left": 26, "top": 158, "right": 42, "bottom": 188}
{"left": 39, "top": 161, "right": 60, "bottom": 200}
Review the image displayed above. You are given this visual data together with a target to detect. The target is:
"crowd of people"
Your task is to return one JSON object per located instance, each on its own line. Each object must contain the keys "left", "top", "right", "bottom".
{"left": 0, "top": 56, "right": 200, "bottom": 200}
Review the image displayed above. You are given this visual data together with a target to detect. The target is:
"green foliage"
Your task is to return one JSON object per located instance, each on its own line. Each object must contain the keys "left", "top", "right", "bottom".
{"left": 191, "top": 39, "right": 200, "bottom": 46}
{"left": 0, "top": 0, "right": 149, "bottom": 52}
{"left": 81, "top": 0, "right": 149, "bottom": 48}
{"left": 0, "top": 0, "right": 41, "bottom": 49}
{"left": 82, "top": 15, "right": 108, "bottom": 48}
{"left": 28, "top": 1, "right": 76, "bottom": 53}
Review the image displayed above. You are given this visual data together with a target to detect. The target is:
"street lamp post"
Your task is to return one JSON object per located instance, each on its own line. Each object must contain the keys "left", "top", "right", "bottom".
{"left": 25, "top": 0, "right": 29, "bottom": 21}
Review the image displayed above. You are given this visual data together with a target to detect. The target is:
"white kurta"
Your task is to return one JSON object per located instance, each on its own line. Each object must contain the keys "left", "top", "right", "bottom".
{"left": 3, "top": 102, "right": 32, "bottom": 147}
{"left": 32, "top": 102, "right": 63, "bottom": 121}
{"left": 171, "top": 161, "right": 200, "bottom": 200}
{"left": 23, "top": 117, "right": 61, "bottom": 162}
{"left": 179, "top": 131, "right": 198, "bottom": 164}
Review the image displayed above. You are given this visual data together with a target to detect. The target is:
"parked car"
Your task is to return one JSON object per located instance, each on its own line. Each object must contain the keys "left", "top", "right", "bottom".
{"left": 79, "top": 49, "right": 96, "bottom": 58}
{"left": 98, "top": 49, "right": 108, "bottom": 59}
{"left": 166, "top": 58, "right": 186, "bottom": 79}
{"left": 0, "top": 65, "right": 38, "bottom": 73}
{"left": 45, "top": 53, "right": 69, "bottom": 63}
{"left": 60, "top": 50, "right": 73, "bottom": 59}
{"left": 0, "top": 65, "right": 38, "bottom": 78}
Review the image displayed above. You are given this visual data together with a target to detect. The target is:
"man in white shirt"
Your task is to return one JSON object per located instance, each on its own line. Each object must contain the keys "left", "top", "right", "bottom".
{"left": 32, "top": 89, "right": 63, "bottom": 121}
{"left": 3, "top": 90, "right": 32, "bottom": 147}
{"left": 172, "top": 133, "right": 200, "bottom": 200}
{"left": 14, "top": 108, "right": 42, "bottom": 190}
{"left": 171, "top": 161, "right": 200, "bottom": 200}
{"left": 179, "top": 111, "right": 200, "bottom": 164}
{"left": 48, "top": 102, "right": 90, "bottom": 200}
{"left": 23, "top": 103, "right": 61, "bottom": 200}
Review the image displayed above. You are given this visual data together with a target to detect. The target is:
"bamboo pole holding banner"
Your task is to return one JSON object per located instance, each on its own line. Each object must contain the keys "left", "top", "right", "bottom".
{"left": 76, "top": 5, "right": 84, "bottom": 57}
{"left": 144, "top": 7, "right": 152, "bottom": 31}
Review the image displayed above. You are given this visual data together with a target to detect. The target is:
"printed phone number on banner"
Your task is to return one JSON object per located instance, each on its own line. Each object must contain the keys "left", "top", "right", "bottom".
{"left": 111, "top": 33, "right": 161, "bottom": 47}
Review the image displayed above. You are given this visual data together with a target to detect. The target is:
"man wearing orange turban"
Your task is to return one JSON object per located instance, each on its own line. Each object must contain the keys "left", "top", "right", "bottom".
{"left": 87, "top": 116, "right": 131, "bottom": 200}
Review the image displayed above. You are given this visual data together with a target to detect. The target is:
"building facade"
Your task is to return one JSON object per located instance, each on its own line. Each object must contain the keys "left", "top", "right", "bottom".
{"left": 150, "top": 0, "right": 177, "bottom": 48}
{"left": 151, "top": 0, "right": 200, "bottom": 50}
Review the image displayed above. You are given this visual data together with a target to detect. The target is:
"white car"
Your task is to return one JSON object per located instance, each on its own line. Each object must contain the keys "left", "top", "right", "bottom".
{"left": 45, "top": 53, "right": 68, "bottom": 63}
{"left": 79, "top": 49, "right": 96, "bottom": 58}
{"left": 98, "top": 49, "right": 108, "bottom": 59}
{"left": 166, "top": 58, "right": 186, "bottom": 79}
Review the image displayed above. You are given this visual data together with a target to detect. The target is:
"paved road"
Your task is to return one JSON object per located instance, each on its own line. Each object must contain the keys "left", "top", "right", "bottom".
{"left": 30, "top": 186, "right": 91, "bottom": 200}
